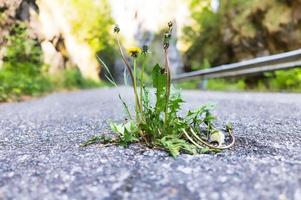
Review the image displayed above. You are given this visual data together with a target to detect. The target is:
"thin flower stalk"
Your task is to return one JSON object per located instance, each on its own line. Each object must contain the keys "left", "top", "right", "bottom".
{"left": 164, "top": 48, "right": 171, "bottom": 125}
{"left": 140, "top": 45, "right": 149, "bottom": 121}
{"left": 140, "top": 58, "right": 145, "bottom": 120}
{"left": 189, "top": 128, "right": 235, "bottom": 149}
{"left": 115, "top": 34, "right": 142, "bottom": 121}
{"left": 133, "top": 58, "right": 140, "bottom": 121}
{"left": 163, "top": 22, "right": 173, "bottom": 125}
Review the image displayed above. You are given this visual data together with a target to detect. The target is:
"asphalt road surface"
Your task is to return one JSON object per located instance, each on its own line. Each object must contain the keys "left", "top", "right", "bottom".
{"left": 0, "top": 87, "right": 301, "bottom": 200}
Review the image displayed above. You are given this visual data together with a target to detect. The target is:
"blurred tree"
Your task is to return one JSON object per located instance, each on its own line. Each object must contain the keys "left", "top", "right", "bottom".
{"left": 183, "top": 0, "right": 301, "bottom": 90}
{"left": 184, "top": 0, "right": 301, "bottom": 67}
{"left": 66, "top": 0, "right": 116, "bottom": 69}
{"left": 183, "top": 0, "right": 224, "bottom": 70}
{"left": 0, "top": 23, "right": 51, "bottom": 101}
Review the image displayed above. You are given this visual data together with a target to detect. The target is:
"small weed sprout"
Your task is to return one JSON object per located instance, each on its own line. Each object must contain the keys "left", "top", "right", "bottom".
{"left": 83, "top": 22, "right": 235, "bottom": 157}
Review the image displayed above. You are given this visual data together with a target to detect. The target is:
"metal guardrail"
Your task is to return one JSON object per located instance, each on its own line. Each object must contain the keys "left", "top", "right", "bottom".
{"left": 172, "top": 48, "right": 301, "bottom": 81}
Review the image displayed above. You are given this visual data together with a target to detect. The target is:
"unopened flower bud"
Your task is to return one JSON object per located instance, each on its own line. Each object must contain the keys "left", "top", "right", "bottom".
{"left": 163, "top": 43, "right": 169, "bottom": 50}
{"left": 142, "top": 45, "right": 149, "bottom": 54}
{"left": 114, "top": 25, "right": 120, "bottom": 33}
{"left": 168, "top": 21, "right": 173, "bottom": 28}
{"left": 164, "top": 33, "right": 171, "bottom": 39}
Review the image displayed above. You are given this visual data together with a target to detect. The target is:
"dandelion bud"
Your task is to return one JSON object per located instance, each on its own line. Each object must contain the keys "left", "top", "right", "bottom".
{"left": 164, "top": 33, "right": 171, "bottom": 39}
{"left": 114, "top": 25, "right": 120, "bottom": 33}
{"left": 168, "top": 21, "right": 173, "bottom": 28}
{"left": 142, "top": 45, "right": 149, "bottom": 54}
{"left": 163, "top": 43, "right": 169, "bottom": 50}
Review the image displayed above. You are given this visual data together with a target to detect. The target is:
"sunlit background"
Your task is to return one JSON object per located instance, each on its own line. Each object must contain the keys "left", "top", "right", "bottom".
{"left": 1, "top": 0, "right": 301, "bottom": 102}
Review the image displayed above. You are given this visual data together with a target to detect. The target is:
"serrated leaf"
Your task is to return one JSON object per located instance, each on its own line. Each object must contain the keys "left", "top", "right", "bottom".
{"left": 110, "top": 121, "right": 139, "bottom": 147}
{"left": 152, "top": 64, "right": 167, "bottom": 113}
{"left": 142, "top": 86, "right": 151, "bottom": 110}
{"left": 110, "top": 121, "right": 138, "bottom": 135}
{"left": 168, "top": 92, "right": 184, "bottom": 114}
{"left": 160, "top": 136, "right": 197, "bottom": 158}
{"left": 124, "top": 120, "right": 138, "bottom": 133}
{"left": 118, "top": 127, "right": 139, "bottom": 147}
{"left": 110, "top": 122, "right": 125, "bottom": 135}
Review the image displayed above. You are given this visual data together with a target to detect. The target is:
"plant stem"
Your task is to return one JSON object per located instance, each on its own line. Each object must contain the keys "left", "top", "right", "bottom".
{"left": 115, "top": 34, "right": 142, "bottom": 121}
{"left": 115, "top": 35, "right": 134, "bottom": 84}
{"left": 133, "top": 58, "right": 141, "bottom": 122}
{"left": 164, "top": 48, "right": 171, "bottom": 126}
{"left": 189, "top": 128, "right": 235, "bottom": 150}
{"left": 140, "top": 57, "right": 145, "bottom": 120}
{"left": 182, "top": 128, "right": 204, "bottom": 149}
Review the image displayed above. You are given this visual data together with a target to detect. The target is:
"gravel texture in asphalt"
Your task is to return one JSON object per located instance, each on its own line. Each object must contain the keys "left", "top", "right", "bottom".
{"left": 0, "top": 87, "right": 301, "bottom": 200}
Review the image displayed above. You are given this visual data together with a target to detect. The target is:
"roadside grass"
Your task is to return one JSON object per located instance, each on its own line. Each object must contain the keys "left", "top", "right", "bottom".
{"left": 176, "top": 69, "right": 301, "bottom": 92}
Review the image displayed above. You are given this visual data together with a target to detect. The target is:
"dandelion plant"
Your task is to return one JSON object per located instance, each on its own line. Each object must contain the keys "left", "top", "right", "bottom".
{"left": 83, "top": 22, "right": 235, "bottom": 157}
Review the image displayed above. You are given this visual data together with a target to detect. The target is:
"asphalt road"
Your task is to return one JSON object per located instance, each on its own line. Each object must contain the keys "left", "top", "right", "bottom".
{"left": 0, "top": 87, "right": 301, "bottom": 200}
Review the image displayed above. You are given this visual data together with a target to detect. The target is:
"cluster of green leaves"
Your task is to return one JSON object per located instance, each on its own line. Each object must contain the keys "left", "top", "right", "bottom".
{"left": 263, "top": 68, "right": 301, "bottom": 92}
{"left": 0, "top": 24, "right": 51, "bottom": 101}
{"left": 207, "top": 79, "right": 246, "bottom": 91}
{"left": 110, "top": 120, "right": 139, "bottom": 147}
{"left": 179, "top": 68, "right": 301, "bottom": 92}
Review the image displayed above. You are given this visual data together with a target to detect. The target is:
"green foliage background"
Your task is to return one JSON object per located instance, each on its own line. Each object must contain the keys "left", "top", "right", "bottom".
{"left": 66, "top": 0, "right": 116, "bottom": 66}
{"left": 0, "top": 22, "right": 103, "bottom": 102}
{"left": 1, "top": 0, "right": 301, "bottom": 102}
{"left": 0, "top": 0, "right": 114, "bottom": 102}
{"left": 0, "top": 24, "right": 51, "bottom": 101}
{"left": 183, "top": 0, "right": 301, "bottom": 91}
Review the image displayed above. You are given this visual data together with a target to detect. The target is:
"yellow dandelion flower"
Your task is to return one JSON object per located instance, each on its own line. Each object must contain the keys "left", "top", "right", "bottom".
{"left": 128, "top": 47, "right": 141, "bottom": 58}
